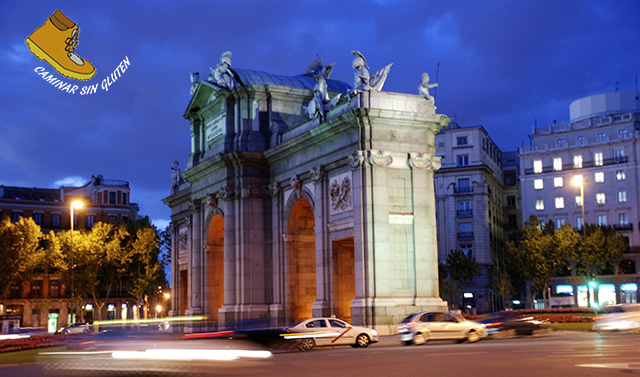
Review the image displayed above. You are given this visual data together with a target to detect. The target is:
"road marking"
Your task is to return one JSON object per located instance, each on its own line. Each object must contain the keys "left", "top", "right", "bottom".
{"left": 548, "top": 354, "right": 619, "bottom": 358}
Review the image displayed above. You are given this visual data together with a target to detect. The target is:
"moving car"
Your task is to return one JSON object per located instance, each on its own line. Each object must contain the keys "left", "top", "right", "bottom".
{"left": 285, "top": 317, "right": 379, "bottom": 351}
{"left": 397, "top": 311, "right": 486, "bottom": 345}
{"left": 56, "top": 322, "right": 91, "bottom": 335}
{"left": 593, "top": 304, "right": 640, "bottom": 333}
{"left": 478, "top": 312, "right": 551, "bottom": 337}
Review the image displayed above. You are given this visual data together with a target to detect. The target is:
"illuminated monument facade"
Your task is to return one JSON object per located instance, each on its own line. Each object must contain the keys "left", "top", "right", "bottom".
{"left": 164, "top": 52, "right": 450, "bottom": 332}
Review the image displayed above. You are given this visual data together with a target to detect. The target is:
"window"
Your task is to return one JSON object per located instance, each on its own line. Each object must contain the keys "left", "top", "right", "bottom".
{"left": 573, "top": 155, "right": 582, "bottom": 168}
{"left": 556, "top": 218, "right": 566, "bottom": 229}
{"left": 595, "top": 172, "right": 604, "bottom": 183}
{"left": 594, "top": 152, "right": 603, "bottom": 166}
{"left": 535, "top": 199, "right": 544, "bottom": 210}
{"left": 598, "top": 132, "right": 606, "bottom": 139}
{"left": 534, "top": 179, "right": 543, "bottom": 190}
{"left": 553, "top": 158, "right": 562, "bottom": 171}
{"left": 457, "top": 136, "right": 468, "bottom": 146}
{"left": 575, "top": 195, "right": 583, "bottom": 207}
{"left": 109, "top": 192, "right": 116, "bottom": 204}
{"left": 50, "top": 281, "right": 60, "bottom": 298}
{"left": 122, "top": 193, "right": 128, "bottom": 205}
{"left": 108, "top": 215, "right": 118, "bottom": 221}
{"left": 52, "top": 214, "right": 60, "bottom": 227}
{"left": 457, "top": 155, "right": 469, "bottom": 166}
{"left": 33, "top": 213, "right": 43, "bottom": 226}
{"left": 554, "top": 177, "right": 563, "bottom": 187}
{"left": 615, "top": 149, "right": 625, "bottom": 161}
{"left": 597, "top": 215, "right": 607, "bottom": 226}
{"left": 616, "top": 170, "right": 626, "bottom": 180}
{"left": 11, "top": 212, "right": 22, "bottom": 222}
{"left": 619, "top": 213, "right": 629, "bottom": 225}
{"left": 618, "top": 191, "right": 627, "bottom": 202}
{"left": 596, "top": 193, "right": 606, "bottom": 205}
{"left": 557, "top": 138, "right": 566, "bottom": 144}
{"left": 507, "top": 195, "right": 516, "bottom": 207}
{"left": 533, "top": 160, "right": 543, "bottom": 173}
{"left": 458, "top": 223, "right": 473, "bottom": 238}
{"left": 457, "top": 178, "right": 470, "bottom": 192}
{"left": 458, "top": 201, "right": 471, "bottom": 215}
{"left": 555, "top": 197, "right": 565, "bottom": 209}
{"left": 577, "top": 135, "right": 586, "bottom": 144}
{"left": 87, "top": 215, "right": 95, "bottom": 228}
{"left": 619, "top": 129, "right": 628, "bottom": 138}
{"left": 576, "top": 217, "right": 584, "bottom": 230}
{"left": 31, "top": 281, "right": 42, "bottom": 298}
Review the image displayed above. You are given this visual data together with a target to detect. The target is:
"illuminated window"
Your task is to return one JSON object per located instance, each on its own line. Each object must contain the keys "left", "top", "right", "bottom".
{"left": 596, "top": 193, "right": 605, "bottom": 205}
{"left": 533, "top": 160, "right": 543, "bottom": 173}
{"left": 535, "top": 199, "right": 544, "bottom": 210}
{"left": 616, "top": 170, "right": 626, "bottom": 180}
{"left": 575, "top": 195, "right": 583, "bottom": 207}
{"left": 618, "top": 191, "right": 627, "bottom": 202}
{"left": 554, "top": 177, "right": 563, "bottom": 187}
{"left": 573, "top": 155, "right": 582, "bottom": 168}
{"left": 553, "top": 158, "right": 562, "bottom": 171}
{"left": 597, "top": 215, "right": 607, "bottom": 226}
{"left": 595, "top": 172, "right": 604, "bottom": 183}
{"left": 555, "top": 197, "right": 565, "bottom": 209}
{"left": 534, "top": 179, "right": 543, "bottom": 190}
{"left": 619, "top": 213, "right": 629, "bottom": 225}
{"left": 594, "top": 152, "right": 603, "bottom": 166}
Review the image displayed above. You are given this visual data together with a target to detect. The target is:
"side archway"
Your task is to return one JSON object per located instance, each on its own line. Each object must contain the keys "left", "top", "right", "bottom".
{"left": 286, "top": 197, "right": 316, "bottom": 323}
{"left": 205, "top": 213, "right": 224, "bottom": 323}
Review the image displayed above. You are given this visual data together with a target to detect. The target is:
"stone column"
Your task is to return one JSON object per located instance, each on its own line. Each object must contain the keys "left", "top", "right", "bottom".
{"left": 169, "top": 222, "right": 179, "bottom": 316}
{"left": 310, "top": 166, "right": 331, "bottom": 317}
{"left": 188, "top": 202, "right": 203, "bottom": 315}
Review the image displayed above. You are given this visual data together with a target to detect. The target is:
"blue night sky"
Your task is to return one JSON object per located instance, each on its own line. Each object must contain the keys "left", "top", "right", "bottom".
{"left": 1, "top": 1, "right": 639, "bottom": 228}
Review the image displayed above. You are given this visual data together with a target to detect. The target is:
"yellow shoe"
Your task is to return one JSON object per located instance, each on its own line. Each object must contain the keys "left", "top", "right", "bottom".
{"left": 25, "top": 9, "right": 95, "bottom": 81}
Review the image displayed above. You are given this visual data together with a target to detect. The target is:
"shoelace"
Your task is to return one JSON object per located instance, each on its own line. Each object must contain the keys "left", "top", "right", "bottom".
{"left": 64, "top": 28, "right": 84, "bottom": 65}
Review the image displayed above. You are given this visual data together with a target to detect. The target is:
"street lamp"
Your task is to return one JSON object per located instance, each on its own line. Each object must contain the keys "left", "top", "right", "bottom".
{"left": 70, "top": 200, "right": 83, "bottom": 322}
{"left": 571, "top": 175, "right": 589, "bottom": 307}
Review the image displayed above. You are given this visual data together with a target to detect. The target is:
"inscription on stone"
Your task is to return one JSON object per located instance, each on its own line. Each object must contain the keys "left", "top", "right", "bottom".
{"left": 205, "top": 115, "right": 225, "bottom": 142}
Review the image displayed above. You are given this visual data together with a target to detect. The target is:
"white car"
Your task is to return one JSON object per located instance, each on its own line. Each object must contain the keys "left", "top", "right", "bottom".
{"left": 397, "top": 311, "right": 486, "bottom": 345}
{"left": 593, "top": 304, "right": 640, "bottom": 333}
{"left": 57, "top": 322, "right": 91, "bottom": 335}
{"left": 285, "top": 317, "right": 379, "bottom": 351}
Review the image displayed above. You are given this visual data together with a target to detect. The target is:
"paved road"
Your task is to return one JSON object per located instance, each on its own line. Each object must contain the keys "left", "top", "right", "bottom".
{"left": 2, "top": 331, "right": 639, "bottom": 376}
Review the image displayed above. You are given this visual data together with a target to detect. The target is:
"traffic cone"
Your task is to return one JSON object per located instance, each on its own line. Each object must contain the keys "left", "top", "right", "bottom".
{"left": 25, "top": 9, "right": 95, "bottom": 80}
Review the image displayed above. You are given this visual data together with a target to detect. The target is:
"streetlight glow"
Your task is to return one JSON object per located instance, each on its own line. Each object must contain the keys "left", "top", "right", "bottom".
{"left": 572, "top": 175, "right": 584, "bottom": 187}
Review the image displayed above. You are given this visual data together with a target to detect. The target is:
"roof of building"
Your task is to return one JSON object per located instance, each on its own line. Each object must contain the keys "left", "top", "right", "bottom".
{"left": 232, "top": 68, "right": 353, "bottom": 93}
{"left": 0, "top": 186, "right": 61, "bottom": 202}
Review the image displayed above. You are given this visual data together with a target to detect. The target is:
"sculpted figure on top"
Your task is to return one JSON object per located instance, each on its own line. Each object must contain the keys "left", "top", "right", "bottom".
{"left": 351, "top": 50, "right": 393, "bottom": 92}
{"left": 304, "top": 55, "right": 335, "bottom": 79}
{"left": 306, "top": 75, "right": 342, "bottom": 119}
{"left": 418, "top": 72, "right": 438, "bottom": 106}
{"left": 208, "top": 51, "right": 240, "bottom": 89}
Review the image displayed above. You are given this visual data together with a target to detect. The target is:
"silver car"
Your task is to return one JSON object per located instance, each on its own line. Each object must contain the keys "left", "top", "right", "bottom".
{"left": 285, "top": 317, "right": 379, "bottom": 351}
{"left": 593, "top": 304, "right": 640, "bottom": 333}
{"left": 397, "top": 311, "right": 486, "bottom": 345}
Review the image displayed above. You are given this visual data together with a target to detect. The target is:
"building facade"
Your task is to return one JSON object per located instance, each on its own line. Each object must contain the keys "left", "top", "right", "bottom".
{"left": 0, "top": 175, "right": 139, "bottom": 332}
{"left": 434, "top": 123, "right": 519, "bottom": 313}
{"left": 519, "top": 92, "right": 640, "bottom": 307}
{"left": 164, "top": 53, "right": 451, "bottom": 333}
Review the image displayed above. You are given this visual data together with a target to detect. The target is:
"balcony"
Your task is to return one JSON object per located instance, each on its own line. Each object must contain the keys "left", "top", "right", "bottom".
{"left": 454, "top": 186, "right": 473, "bottom": 194}
{"left": 457, "top": 209, "right": 473, "bottom": 218}
{"left": 458, "top": 232, "right": 474, "bottom": 239}
{"left": 613, "top": 223, "right": 633, "bottom": 231}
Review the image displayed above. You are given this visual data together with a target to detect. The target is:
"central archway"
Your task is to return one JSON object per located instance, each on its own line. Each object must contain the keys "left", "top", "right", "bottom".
{"left": 206, "top": 214, "right": 224, "bottom": 323}
{"left": 287, "top": 198, "right": 316, "bottom": 323}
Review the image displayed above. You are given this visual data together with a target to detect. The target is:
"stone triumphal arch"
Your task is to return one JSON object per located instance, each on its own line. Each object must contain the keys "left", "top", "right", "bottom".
{"left": 164, "top": 51, "right": 450, "bottom": 333}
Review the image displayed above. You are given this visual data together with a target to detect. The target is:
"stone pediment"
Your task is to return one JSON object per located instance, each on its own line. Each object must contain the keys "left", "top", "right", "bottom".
{"left": 184, "top": 80, "right": 227, "bottom": 118}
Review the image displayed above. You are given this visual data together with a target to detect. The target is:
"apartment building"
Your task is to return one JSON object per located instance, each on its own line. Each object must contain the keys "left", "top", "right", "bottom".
{"left": 519, "top": 92, "right": 640, "bottom": 306}
{"left": 0, "top": 175, "right": 139, "bottom": 332}
{"left": 435, "top": 123, "right": 519, "bottom": 313}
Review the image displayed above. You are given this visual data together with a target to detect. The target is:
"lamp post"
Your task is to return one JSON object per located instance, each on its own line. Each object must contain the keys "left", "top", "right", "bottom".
{"left": 572, "top": 175, "right": 588, "bottom": 307}
{"left": 70, "top": 200, "right": 83, "bottom": 322}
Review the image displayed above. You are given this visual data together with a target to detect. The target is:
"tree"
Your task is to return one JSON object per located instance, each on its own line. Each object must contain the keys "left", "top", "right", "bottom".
{"left": 490, "top": 265, "right": 514, "bottom": 310}
{"left": 439, "top": 249, "right": 481, "bottom": 310}
{"left": 129, "top": 227, "right": 161, "bottom": 319}
{"left": 0, "top": 217, "right": 43, "bottom": 299}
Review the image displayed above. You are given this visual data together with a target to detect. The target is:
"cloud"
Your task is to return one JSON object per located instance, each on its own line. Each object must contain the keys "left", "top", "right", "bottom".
{"left": 54, "top": 176, "right": 87, "bottom": 187}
